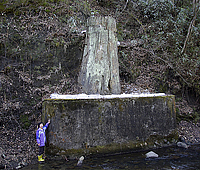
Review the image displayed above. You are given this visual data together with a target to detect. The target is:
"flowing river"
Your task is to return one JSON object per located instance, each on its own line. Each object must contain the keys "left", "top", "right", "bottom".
{"left": 22, "top": 144, "right": 200, "bottom": 170}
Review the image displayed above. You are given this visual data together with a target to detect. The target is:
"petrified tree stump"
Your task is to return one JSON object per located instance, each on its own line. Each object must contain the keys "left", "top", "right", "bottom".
{"left": 78, "top": 16, "right": 121, "bottom": 94}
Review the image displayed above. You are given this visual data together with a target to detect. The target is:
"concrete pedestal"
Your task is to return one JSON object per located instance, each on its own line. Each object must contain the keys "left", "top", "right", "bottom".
{"left": 42, "top": 94, "right": 177, "bottom": 157}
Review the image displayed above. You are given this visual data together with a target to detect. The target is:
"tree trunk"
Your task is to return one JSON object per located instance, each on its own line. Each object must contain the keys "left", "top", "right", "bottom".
{"left": 78, "top": 16, "right": 121, "bottom": 95}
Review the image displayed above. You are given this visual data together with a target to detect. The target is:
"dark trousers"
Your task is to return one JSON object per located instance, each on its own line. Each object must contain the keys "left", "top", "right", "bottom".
{"left": 39, "top": 146, "right": 44, "bottom": 155}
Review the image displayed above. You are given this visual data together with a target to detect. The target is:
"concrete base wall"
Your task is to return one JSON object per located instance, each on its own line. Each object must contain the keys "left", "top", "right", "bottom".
{"left": 42, "top": 95, "right": 177, "bottom": 156}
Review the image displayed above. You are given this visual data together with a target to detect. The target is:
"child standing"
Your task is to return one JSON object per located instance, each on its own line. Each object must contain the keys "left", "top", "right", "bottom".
{"left": 36, "top": 119, "right": 50, "bottom": 162}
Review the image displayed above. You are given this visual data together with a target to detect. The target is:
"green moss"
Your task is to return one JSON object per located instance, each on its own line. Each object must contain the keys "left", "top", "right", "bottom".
{"left": 20, "top": 114, "right": 31, "bottom": 129}
{"left": 140, "top": 95, "right": 175, "bottom": 117}
{"left": 167, "top": 95, "right": 176, "bottom": 116}
{"left": 98, "top": 115, "right": 103, "bottom": 124}
{"left": 118, "top": 102, "right": 124, "bottom": 112}
{"left": 0, "top": 3, "right": 6, "bottom": 11}
{"left": 61, "top": 103, "right": 66, "bottom": 111}
{"left": 146, "top": 130, "right": 178, "bottom": 147}
{"left": 42, "top": 101, "right": 56, "bottom": 120}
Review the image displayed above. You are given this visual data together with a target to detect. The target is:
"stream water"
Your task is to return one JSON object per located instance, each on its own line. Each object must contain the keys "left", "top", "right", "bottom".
{"left": 22, "top": 144, "right": 200, "bottom": 170}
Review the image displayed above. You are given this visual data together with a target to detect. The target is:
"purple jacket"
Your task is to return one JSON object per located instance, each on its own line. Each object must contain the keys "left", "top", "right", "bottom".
{"left": 36, "top": 122, "right": 49, "bottom": 146}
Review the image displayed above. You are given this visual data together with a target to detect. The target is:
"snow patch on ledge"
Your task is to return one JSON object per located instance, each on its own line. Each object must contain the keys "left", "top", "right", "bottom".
{"left": 50, "top": 93, "right": 166, "bottom": 99}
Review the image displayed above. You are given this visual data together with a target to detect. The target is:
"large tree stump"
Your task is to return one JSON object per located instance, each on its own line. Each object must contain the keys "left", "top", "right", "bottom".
{"left": 78, "top": 16, "right": 121, "bottom": 94}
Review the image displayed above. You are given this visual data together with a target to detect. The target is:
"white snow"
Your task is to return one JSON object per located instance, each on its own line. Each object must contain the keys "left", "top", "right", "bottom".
{"left": 50, "top": 93, "right": 166, "bottom": 99}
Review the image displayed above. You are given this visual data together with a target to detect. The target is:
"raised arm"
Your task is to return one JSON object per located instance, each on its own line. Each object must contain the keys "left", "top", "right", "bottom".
{"left": 43, "top": 119, "right": 50, "bottom": 131}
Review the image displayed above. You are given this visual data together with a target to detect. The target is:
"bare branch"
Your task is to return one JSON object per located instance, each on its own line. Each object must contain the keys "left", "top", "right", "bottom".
{"left": 121, "top": 0, "right": 129, "bottom": 14}
{"left": 117, "top": 0, "right": 129, "bottom": 16}
{"left": 181, "top": 1, "right": 199, "bottom": 54}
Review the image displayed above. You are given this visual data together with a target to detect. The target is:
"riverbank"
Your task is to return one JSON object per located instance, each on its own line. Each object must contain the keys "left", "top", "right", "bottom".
{"left": 178, "top": 121, "right": 200, "bottom": 144}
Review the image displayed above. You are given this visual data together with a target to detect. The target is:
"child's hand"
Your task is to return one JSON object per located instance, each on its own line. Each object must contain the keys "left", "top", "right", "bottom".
{"left": 48, "top": 119, "right": 50, "bottom": 124}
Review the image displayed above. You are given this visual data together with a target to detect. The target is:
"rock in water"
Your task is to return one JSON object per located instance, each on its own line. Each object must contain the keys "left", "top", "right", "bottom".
{"left": 77, "top": 156, "right": 84, "bottom": 166}
{"left": 177, "top": 142, "right": 188, "bottom": 149}
{"left": 78, "top": 16, "right": 121, "bottom": 95}
{"left": 145, "top": 151, "right": 159, "bottom": 158}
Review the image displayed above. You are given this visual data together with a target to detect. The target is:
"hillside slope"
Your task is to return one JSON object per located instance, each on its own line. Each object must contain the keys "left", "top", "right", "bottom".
{"left": 0, "top": 0, "right": 199, "bottom": 169}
